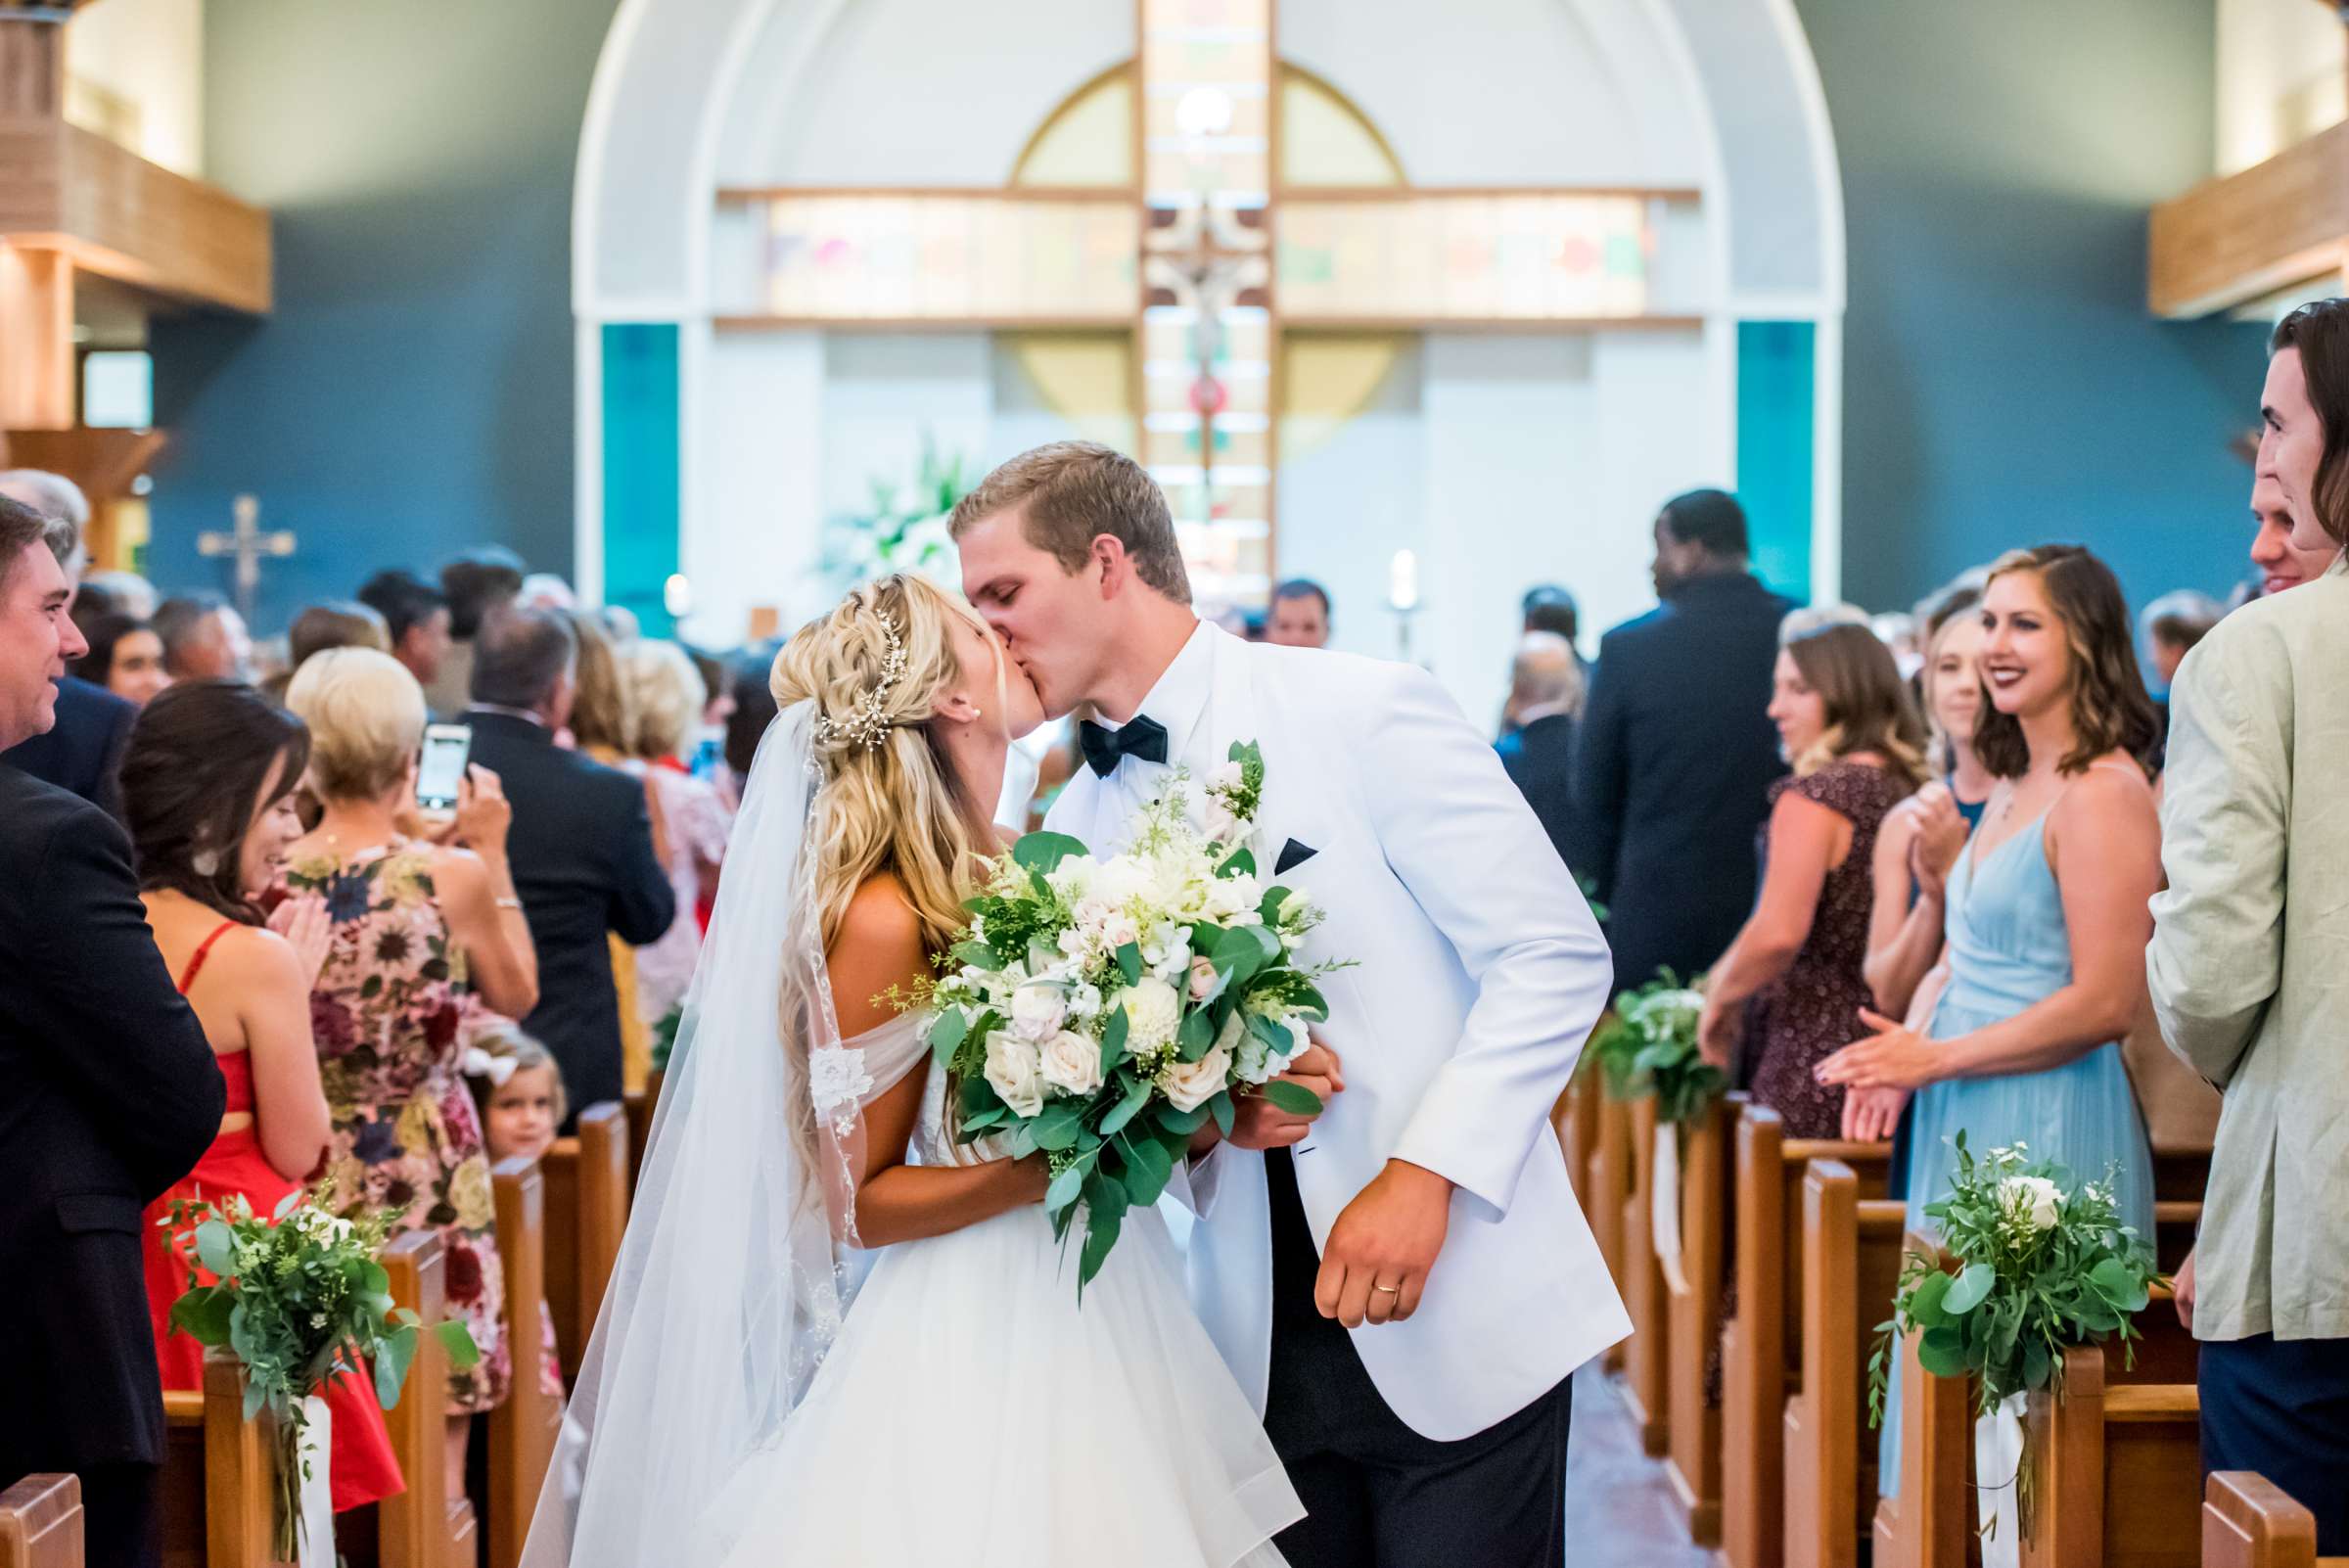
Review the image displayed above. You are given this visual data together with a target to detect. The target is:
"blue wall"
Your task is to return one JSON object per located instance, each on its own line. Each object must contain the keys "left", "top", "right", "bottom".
{"left": 147, "top": 0, "right": 620, "bottom": 635}
{"left": 1791, "top": 0, "right": 2274, "bottom": 615}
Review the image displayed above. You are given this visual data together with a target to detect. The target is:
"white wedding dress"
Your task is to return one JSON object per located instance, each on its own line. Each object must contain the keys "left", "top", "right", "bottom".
{"left": 687, "top": 1012, "right": 1301, "bottom": 1568}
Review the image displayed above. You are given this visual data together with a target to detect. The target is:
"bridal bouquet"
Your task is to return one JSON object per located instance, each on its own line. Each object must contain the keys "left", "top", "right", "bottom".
{"left": 925, "top": 742, "right": 1339, "bottom": 1294}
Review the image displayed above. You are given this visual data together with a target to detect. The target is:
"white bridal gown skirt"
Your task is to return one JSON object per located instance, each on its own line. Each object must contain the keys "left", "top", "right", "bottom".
{"left": 690, "top": 1202, "right": 1301, "bottom": 1568}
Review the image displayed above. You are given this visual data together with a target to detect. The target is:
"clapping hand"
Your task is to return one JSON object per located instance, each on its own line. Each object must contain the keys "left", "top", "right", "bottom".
{"left": 267, "top": 892, "right": 334, "bottom": 988}
{"left": 1840, "top": 1084, "right": 1910, "bottom": 1142}
{"left": 1908, "top": 784, "right": 1968, "bottom": 901}
{"left": 1696, "top": 992, "right": 1741, "bottom": 1067}
{"left": 1815, "top": 1008, "right": 1941, "bottom": 1091}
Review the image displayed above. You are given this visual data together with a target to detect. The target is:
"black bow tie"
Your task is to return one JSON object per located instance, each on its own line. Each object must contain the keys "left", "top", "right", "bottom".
{"left": 1079, "top": 714, "right": 1170, "bottom": 778}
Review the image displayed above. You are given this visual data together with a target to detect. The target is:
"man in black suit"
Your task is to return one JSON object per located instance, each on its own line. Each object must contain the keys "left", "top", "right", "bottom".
{"left": 1496, "top": 629, "right": 1598, "bottom": 876}
{"left": 0, "top": 474, "right": 136, "bottom": 819}
{"left": 1575, "top": 488, "right": 1796, "bottom": 993}
{"left": 461, "top": 607, "right": 674, "bottom": 1118}
{"left": 0, "top": 496, "right": 225, "bottom": 1568}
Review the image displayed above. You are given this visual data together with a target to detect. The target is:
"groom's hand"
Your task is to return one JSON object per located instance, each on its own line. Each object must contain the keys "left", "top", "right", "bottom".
{"left": 1224, "top": 1038, "right": 1345, "bottom": 1152}
{"left": 1316, "top": 1160, "right": 1451, "bottom": 1327}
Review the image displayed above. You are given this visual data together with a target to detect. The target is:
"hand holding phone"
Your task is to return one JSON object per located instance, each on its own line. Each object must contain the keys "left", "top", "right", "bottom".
{"left": 416, "top": 724, "right": 473, "bottom": 819}
{"left": 449, "top": 764, "right": 512, "bottom": 857}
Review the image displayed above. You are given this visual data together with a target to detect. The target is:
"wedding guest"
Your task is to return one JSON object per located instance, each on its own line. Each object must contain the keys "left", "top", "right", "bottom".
{"left": 1504, "top": 585, "right": 1589, "bottom": 735}
{"left": 562, "top": 609, "right": 655, "bottom": 1084}
{"left": 154, "top": 590, "right": 253, "bottom": 683}
{"left": 520, "top": 573, "right": 577, "bottom": 613}
{"left": 358, "top": 570, "right": 455, "bottom": 706}
{"left": 2149, "top": 298, "right": 2349, "bottom": 1553}
{"left": 431, "top": 546, "right": 525, "bottom": 718}
{"left": 1864, "top": 585, "right": 1993, "bottom": 1025}
{"left": 259, "top": 599, "right": 390, "bottom": 703}
{"left": 1494, "top": 631, "right": 1595, "bottom": 873}
{"left": 83, "top": 568, "right": 159, "bottom": 622}
{"left": 461, "top": 1022, "right": 567, "bottom": 1401}
{"left": 70, "top": 613, "right": 171, "bottom": 708}
{"left": 0, "top": 495, "right": 225, "bottom": 1568}
{"left": 617, "top": 639, "right": 733, "bottom": 1036}
{"left": 121, "top": 680, "right": 403, "bottom": 1514}
{"left": 463, "top": 608, "right": 673, "bottom": 1118}
{"left": 1266, "top": 578, "right": 1332, "bottom": 648}
{"left": 1, "top": 512, "right": 136, "bottom": 819}
{"left": 2142, "top": 590, "right": 2223, "bottom": 691}
{"left": 281, "top": 646, "right": 541, "bottom": 1494}
{"left": 1697, "top": 623, "right": 1926, "bottom": 1134}
{"left": 2246, "top": 466, "right": 2341, "bottom": 597}
{"left": 1576, "top": 487, "right": 1798, "bottom": 991}
{"left": 1818, "top": 545, "right": 2161, "bottom": 1498}
{"left": 718, "top": 646, "right": 781, "bottom": 814}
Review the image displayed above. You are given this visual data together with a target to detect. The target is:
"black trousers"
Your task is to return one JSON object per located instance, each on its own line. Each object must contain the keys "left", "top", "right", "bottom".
{"left": 77, "top": 1463, "right": 161, "bottom": 1568}
{"left": 2201, "top": 1333, "right": 2349, "bottom": 1555}
{"left": 1262, "top": 1148, "right": 1572, "bottom": 1568}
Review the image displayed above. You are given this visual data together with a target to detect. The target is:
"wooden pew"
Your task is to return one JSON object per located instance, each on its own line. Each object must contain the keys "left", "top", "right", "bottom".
{"left": 486, "top": 1159, "right": 561, "bottom": 1568}
{"left": 1556, "top": 1067, "right": 1600, "bottom": 1212}
{"left": 1782, "top": 1159, "right": 1910, "bottom": 1568}
{"left": 1662, "top": 1092, "right": 1737, "bottom": 1545}
{"left": 2019, "top": 1339, "right": 2199, "bottom": 1568}
{"left": 541, "top": 1101, "right": 629, "bottom": 1383}
{"left": 1589, "top": 1089, "right": 1634, "bottom": 1374}
{"left": 1619, "top": 1095, "right": 1670, "bottom": 1455}
{"left": 375, "top": 1229, "right": 475, "bottom": 1568}
{"left": 2204, "top": 1473, "right": 2349, "bottom": 1568}
{"left": 1719, "top": 1107, "right": 1891, "bottom": 1568}
{"left": 1, "top": 1475, "right": 81, "bottom": 1568}
{"left": 1872, "top": 1258, "right": 2204, "bottom": 1568}
{"left": 157, "top": 1351, "right": 276, "bottom": 1568}
{"left": 622, "top": 1067, "right": 662, "bottom": 1188}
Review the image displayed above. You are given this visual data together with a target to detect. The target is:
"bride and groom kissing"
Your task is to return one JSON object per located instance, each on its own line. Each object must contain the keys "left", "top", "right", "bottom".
{"left": 524, "top": 441, "right": 1632, "bottom": 1568}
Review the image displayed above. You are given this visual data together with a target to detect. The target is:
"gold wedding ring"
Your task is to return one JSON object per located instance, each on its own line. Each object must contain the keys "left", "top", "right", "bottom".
{"left": 1371, "top": 1283, "right": 1401, "bottom": 1295}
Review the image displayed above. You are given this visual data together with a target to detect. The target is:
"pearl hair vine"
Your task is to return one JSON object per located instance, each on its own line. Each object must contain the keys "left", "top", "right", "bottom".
{"left": 812, "top": 612, "right": 910, "bottom": 752}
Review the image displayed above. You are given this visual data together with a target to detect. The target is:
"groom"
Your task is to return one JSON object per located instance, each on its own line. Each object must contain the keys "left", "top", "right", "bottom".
{"left": 952, "top": 443, "right": 1630, "bottom": 1566}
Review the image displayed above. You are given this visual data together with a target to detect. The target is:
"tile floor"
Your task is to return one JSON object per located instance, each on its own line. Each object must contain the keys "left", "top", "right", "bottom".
{"left": 1559, "top": 1362, "right": 1717, "bottom": 1566}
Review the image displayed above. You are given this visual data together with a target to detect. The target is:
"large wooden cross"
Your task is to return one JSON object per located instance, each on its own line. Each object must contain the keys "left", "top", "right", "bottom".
{"left": 714, "top": 0, "right": 1692, "bottom": 606}
{"left": 197, "top": 494, "right": 296, "bottom": 623}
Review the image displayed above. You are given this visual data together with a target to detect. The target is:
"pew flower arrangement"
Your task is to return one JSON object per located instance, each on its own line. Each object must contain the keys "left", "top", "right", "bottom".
{"left": 164, "top": 1190, "right": 480, "bottom": 1561}
{"left": 914, "top": 742, "right": 1344, "bottom": 1296}
{"left": 1578, "top": 971, "right": 1727, "bottom": 1126}
{"left": 1865, "top": 1132, "right": 2161, "bottom": 1532}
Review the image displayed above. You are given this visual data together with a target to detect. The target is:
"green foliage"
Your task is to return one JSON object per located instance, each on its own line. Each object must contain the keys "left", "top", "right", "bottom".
{"left": 1865, "top": 1131, "right": 2162, "bottom": 1536}
{"left": 1578, "top": 970, "right": 1726, "bottom": 1126}
{"left": 822, "top": 434, "right": 972, "bottom": 590}
{"left": 649, "top": 1004, "right": 684, "bottom": 1075}
{"left": 161, "top": 1191, "right": 480, "bottom": 1559}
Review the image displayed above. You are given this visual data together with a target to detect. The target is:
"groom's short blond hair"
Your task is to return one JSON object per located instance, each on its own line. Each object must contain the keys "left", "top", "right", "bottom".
{"left": 947, "top": 441, "right": 1191, "bottom": 604}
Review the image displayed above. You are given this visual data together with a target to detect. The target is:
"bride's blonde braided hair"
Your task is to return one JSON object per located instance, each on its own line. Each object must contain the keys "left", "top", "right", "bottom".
{"left": 770, "top": 575, "right": 1002, "bottom": 955}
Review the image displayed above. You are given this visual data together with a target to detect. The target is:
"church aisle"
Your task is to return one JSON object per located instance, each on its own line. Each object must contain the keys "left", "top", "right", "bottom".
{"left": 1560, "top": 1362, "right": 1717, "bottom": 1566}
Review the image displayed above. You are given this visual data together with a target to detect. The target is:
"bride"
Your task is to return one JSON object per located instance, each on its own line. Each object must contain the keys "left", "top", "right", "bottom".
{"left": 521, "top": 575, "right": 1302, "bottom": 1567}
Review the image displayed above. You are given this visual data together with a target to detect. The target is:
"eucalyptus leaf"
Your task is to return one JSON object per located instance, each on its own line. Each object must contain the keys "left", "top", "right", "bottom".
{"left": 1117, "top": 943, "right": 1144, "bottom": 987}
{"left": 928, "top": 1009, "right": 968, "bottom": 1070}
{"left": 1942, "top": 1263, "right": 1996, "bottom": 1316}
{"left": 1917, "top": 1324, "right": 1970, "bottom": 1379}
{"left": 1099, "top": 1007, "right": 1130, "bottom": 1073}
{"left": 1045, "top": 1162, "right": 1087, "bottom": 1217}
{"left": 1012, "top": 831, "right": 1089, "bottom": 877}
{"left": 1099, "top": 1075, "right": 1152, "bottom": 1136}
{"left": 1261, "top": 1080, "right": 1322, "bottom": 1117}
{"left": 1119, "top": 1135, "right": 1176, "bottom": 1207}
{"left": 194, "top": 1219, "right": 237, "bottom": 1278}
{"left": 1210, "top": 1090, "right": 1236, "bottom": 1138}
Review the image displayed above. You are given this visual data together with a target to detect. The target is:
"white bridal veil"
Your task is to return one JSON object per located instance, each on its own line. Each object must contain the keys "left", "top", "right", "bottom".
{"left": 518, "top": 702, "right": 923, "bottom": 1568}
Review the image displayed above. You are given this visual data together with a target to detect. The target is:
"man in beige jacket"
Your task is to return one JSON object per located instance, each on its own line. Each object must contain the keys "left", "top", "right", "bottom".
{"left": 2149, "top": 303, "right": 2349, "bottom": 1556}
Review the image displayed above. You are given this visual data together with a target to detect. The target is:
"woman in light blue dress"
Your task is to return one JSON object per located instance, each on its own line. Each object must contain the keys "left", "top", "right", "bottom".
{"left": 1816, "top": 544, "right": 2164, "bottom": 1494}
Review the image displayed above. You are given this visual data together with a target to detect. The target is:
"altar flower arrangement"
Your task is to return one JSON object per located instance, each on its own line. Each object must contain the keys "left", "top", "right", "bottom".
{"left": 163, "top": 1190, "right": 481, "bottom": 1560}
{"left": 1866, "top": 1133, "right": 2161, "bottom": 1533}
{"left": 922, "top": 741, "right": 1345, "bottom": 1294}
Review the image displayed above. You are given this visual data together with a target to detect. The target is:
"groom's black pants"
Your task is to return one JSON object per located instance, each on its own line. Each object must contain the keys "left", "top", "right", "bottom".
{"left": 1262, "top": 1147, "right": 1572, "bottom": 1568}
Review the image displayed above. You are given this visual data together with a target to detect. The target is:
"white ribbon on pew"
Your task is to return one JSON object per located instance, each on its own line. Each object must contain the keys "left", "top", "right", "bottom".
{"left": 1652, "top": 1123, "right": 1688, "bottom": 1295}
{"left": 295, "top": 1393, "right": 334, "bottom": 1568}
{"left": 1973, "top": 1389, "right": 2026, "bottom": 1568}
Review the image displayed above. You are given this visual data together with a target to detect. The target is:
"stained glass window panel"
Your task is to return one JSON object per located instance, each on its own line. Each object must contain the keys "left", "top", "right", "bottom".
{"left": 755, "top": 196, "right": 1138, "bottom": 323}
{"left": 1279, "top": 194, "right": 1655, "bottom": 321}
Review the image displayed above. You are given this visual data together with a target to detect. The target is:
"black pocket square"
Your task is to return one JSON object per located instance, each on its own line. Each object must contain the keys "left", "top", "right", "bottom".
{"left": 1275, "top": 838, "right": 1318, "bottom": 875}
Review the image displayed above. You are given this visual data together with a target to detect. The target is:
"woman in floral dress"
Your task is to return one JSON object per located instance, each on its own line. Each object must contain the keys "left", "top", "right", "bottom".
{"left": 277, "top": 649, "right": 542, "bottom": 1493}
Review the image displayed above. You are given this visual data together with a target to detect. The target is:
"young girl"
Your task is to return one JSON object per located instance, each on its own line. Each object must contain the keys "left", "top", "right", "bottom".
{"left": 464, "top": 1021, "right": 568, "bottom": 1401}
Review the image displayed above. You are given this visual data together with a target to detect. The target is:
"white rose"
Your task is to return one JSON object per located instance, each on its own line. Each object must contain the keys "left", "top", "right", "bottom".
{"left": 982, "top": 1031, "right": 1046, "bottom": 1119}
{"left": 1118, "top": 976, "right": 1183, "bottom": 1051}
{"left": 1100, "top": 912, "right": 1141, "bottom": 951}
{"left": 1205, "top": 876, "right": 1256, "bottom": 922}
{"left": 1187, "top": 956, "right": 1221, "bottom": 1002}
{"left": 1009, "top": 983, "right": 1068, "bottom": 1042}
{"left": 1038, "top": 1030, "right": 1104, "bottom": 1095}
{"left": 1997, "top": 1174, "right": 2063, "bottom": 1232}
{"left": 1161, "top": 1042, "right": 1233, "bottom": 1113}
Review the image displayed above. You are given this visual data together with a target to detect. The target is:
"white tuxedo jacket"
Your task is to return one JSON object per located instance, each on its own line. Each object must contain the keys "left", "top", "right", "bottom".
{"left": 1047, "top": 623, "right": 1631, "bottom": 1442}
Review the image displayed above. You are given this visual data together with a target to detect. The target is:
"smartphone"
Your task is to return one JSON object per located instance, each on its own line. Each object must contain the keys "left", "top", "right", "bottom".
{"left": 416, "top": 723, "right": 473, "bottom": 815}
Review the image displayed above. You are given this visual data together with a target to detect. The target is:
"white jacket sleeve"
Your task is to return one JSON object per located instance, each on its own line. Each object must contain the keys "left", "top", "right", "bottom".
{"left": 1360, "top": 665, "right": 1615, "bottom": 1218}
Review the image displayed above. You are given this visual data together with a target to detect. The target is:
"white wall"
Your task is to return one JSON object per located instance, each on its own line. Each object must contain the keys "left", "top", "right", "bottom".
{"left": 64, "top": 0, "right": 205, "bottom": 177}
{"left": 2216, "top": 0, "right": 2346, "bottom": 175}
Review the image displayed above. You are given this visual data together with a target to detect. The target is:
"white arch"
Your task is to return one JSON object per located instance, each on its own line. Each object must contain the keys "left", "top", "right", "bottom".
{"left": 571, "top": 0, "right": 1846, "bottom": 603}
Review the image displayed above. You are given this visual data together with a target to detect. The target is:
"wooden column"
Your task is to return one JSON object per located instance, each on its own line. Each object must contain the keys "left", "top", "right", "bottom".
{"left": 0, "top": 244, "right": 74, "bottom": 431}
{"left": 0, "top": 11, "right": 66, "bottom": 119}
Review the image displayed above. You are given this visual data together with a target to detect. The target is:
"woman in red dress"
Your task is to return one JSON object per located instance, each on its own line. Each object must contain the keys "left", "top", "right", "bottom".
{"left": 124, "top": 681, "right": 403, "bottom": 1512}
